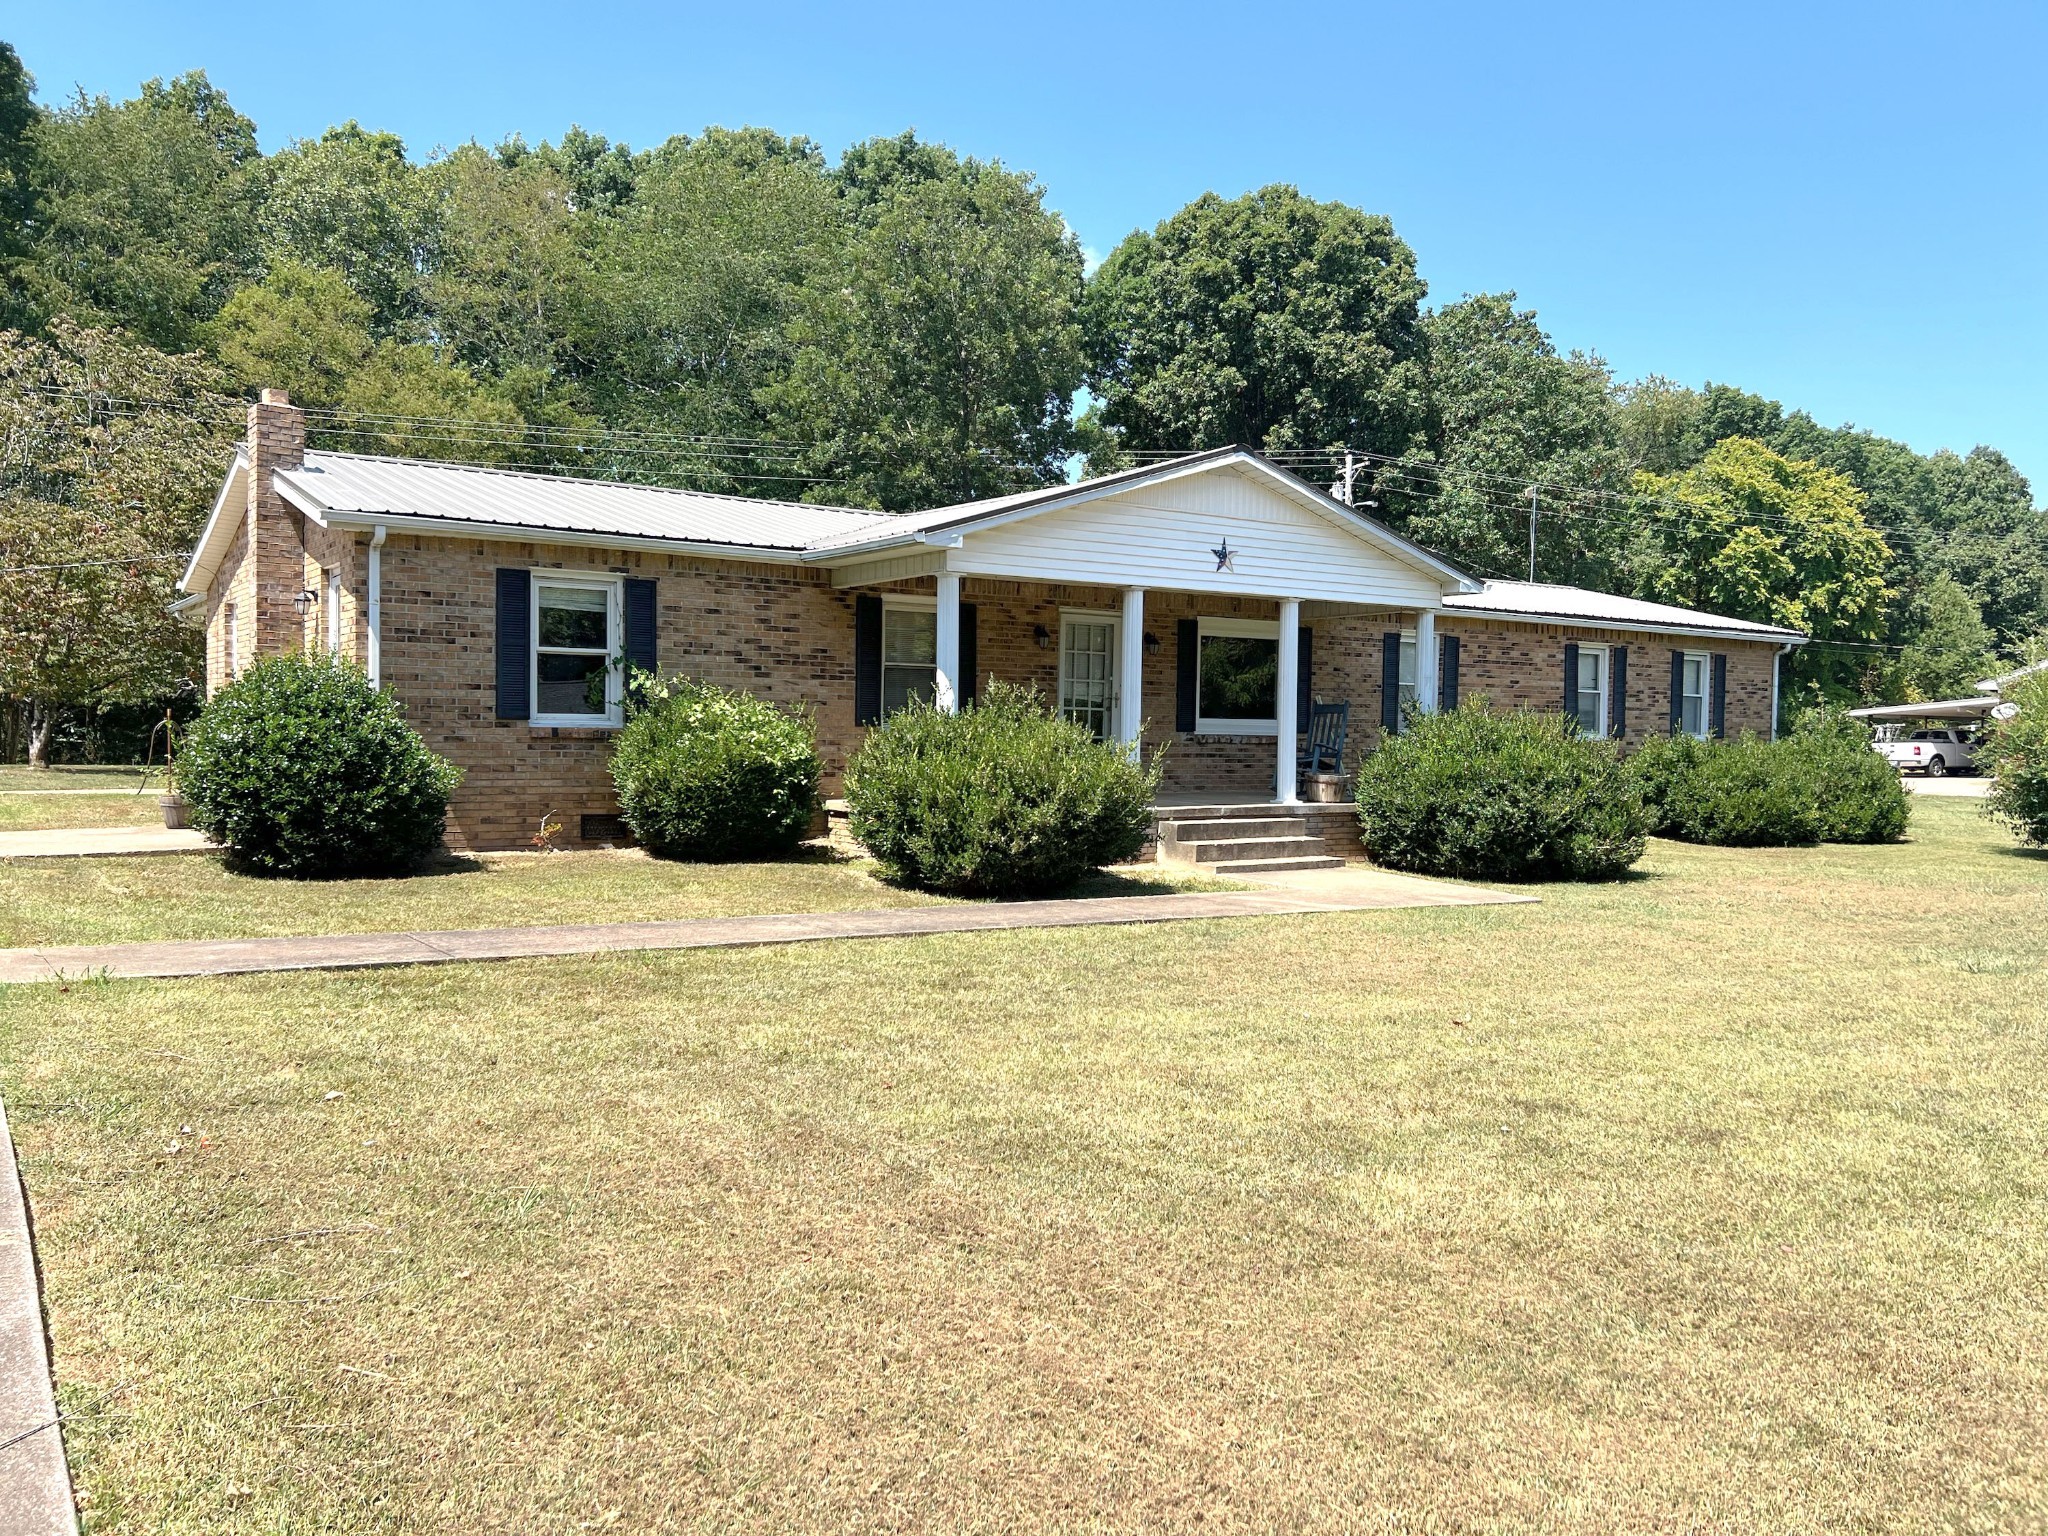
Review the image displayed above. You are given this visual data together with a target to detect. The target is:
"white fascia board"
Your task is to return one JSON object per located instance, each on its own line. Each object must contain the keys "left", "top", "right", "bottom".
{"left": 315, "top": 508, "right": 812, "bottom": 565}
{"left": 178, "top": 450, "right": 249, "bottom": 594}
{"left": 1224, "top": 458, "right": 1480, "bottom": 592}
{"left": 1443, "top": 605, "right": 1807, "bottom": 646}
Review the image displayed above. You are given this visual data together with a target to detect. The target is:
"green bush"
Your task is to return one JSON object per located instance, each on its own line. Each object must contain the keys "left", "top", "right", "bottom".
{"left": 1354, "top": 704, "right": 1648, "bottom": 881}
{"left": 844, "top": 682, "right": 1159, "bottom": 896}
{"left": 178, "top": 655, "right": 462, "bottom": 877}
{"left": 1648, "top": 736, "right": 1824, "bottom": 846}
{"left": 1981, "top": 675, "right": 2048, "bottom": 847}
{"left": 1782, "top": 708, "right": 1911, "bottom": 843}
{"left": 1631, "top": 714, "right": 1908, "bottom": 847}
{"left": 610, "top": 680, "right": 820, "bottom": 861}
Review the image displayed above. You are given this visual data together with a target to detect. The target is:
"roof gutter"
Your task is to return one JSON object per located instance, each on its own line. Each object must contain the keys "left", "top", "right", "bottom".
{"left": 1442, "top": 604, "right": 1807, "bottom": 647}
{"left": 315, "top": 509, "right": 815, "bottom": 566}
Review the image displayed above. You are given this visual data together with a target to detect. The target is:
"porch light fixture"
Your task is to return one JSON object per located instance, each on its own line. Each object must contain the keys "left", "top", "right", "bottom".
{"left": 1033, "top": 624, "right": 1052, "bottom": 650}
{"left": 1143, "top": 631, "right": 1160, "bottom": 655}
{"left": 292, "top": 587, "right": 319, "bottom": 619}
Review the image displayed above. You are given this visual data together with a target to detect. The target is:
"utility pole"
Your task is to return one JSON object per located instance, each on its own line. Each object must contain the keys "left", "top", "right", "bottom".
{"left": 1527, "top": 486, "right": 1539, "bottom": 582}
{"left": 1333, "top": 449, "right": 1359, "bottom": 507}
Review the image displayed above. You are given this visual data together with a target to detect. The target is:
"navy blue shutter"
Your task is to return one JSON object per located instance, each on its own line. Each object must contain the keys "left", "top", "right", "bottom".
{"left": 1711, "top": 652, "right": 1728, "bottom": 738}
{"left": 1563, "top": 642, "right": 1580, "bottom": 727}
{"left": 1440, "top": 634, "right": 1460, "bottom": 709}
{"left": 1296, "top": 625, "right": 1313, "bottom": 730}
{"left": 1669, "top": 649, "right": 1685, "bottom": 734}
{"left": 495, "top": 568, "right": 531, "bottom": 720}
{"left": 623, "top": 578, "right": 657, "bottom": 676}
{"left": 1380, "top": 631, "right": 1401, "bottom": 735}
{"left": 1610, "top": 645, "right": 1628, "bottom": 739}
{"left": 960, "top": 603, "right": 978, "bottom": 705}
{"left": 1175, "top": 619, "right": 1198, "bottom": 732}
{"left": 853, "top": 595, "right": 883, "bottom": 726}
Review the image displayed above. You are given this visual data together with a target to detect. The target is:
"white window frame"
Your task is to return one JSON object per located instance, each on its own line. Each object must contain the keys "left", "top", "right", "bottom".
{"left": 1398, "top": 629, "right": 1419, "bottom": 715}
{"left": 876, "top": 595, "right": 939, "bottom": 718}
{"left": 1575, "top": 643, "right": 1609, "bottom": 738}
{"left": 1057, "top": 608, "right": 1120, "bottom": 741}
{"left": 1194, "top": 615, "right": 1281, "bottom": 737}
{"left": 1679, "top": 650, "right": 1710, "bottom": 740}
{"left": 530, "top": 572, "right": 624, "bottom": 729}
{"left": 224, "top": 603, "right": 238, "bottom": 678}
{"left": 324, "top": 568, "right": 342, "bottom": 657}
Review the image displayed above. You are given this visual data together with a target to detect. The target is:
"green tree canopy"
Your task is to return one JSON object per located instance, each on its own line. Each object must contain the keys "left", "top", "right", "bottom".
{"left": 258, "top": 122, "right": 426, "bottom": 332}
{"left": 1393, "top": 293, "right": 1628, "bottom": 585}
{"left": 1080, "top": 185, "right": 1427, "bottom": 461}
{"left": 24, "top": 72, "right": 262, "bottom": 349}
{"left": 766, "top": 141, "right": 1084, "bottom": 508}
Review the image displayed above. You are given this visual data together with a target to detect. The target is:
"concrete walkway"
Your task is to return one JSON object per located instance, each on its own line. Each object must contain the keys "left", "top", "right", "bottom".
{"left": 0, "top": 826, "right": 211, "bottom": 859}
{"left": 0, "top": 1096, "right": 78, "bottom": 1534}
{"left": 0, "top": 873, "right": 1532, "bottom": 985}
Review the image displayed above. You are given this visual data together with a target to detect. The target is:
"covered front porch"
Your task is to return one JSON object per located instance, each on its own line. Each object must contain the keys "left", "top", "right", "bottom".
{"left": 818, "top": 447, "right": 1476, "bottom": 806}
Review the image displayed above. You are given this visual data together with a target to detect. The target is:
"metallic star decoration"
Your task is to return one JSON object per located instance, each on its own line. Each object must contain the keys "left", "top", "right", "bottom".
{"left": 1212, "top": 538, "right": 1235, "bottom": 573}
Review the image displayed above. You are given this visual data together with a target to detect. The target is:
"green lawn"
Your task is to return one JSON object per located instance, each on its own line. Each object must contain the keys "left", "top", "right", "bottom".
{"left": 0, "top": 792, "right": 166, "bottom": 831}
{"left": 2, "top": 796, "right": 2043, "bottom": 1532}
{"left": 0, "top": 848, "right": 1228, "bottom": 949}
{"left": 0, "top": 764, "right": 160, "bottom": 792}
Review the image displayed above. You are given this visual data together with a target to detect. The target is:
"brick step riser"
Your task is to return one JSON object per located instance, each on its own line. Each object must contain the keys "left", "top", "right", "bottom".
{"left": 1207, "top": 854, "right": 1346, "bottom": 874}
{"left": 1158, "top": 818, "right": 1309, "bottom": 846}
{"left": 1172, "top": 837, "right": 1326, "bottom": 865}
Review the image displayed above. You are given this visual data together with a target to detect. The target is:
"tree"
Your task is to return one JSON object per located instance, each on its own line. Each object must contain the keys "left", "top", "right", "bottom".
{"left": 574, "top": 128, "right": 842, "bottom": 491}
{"left": 258, "top": 122, "right": 427, "bottom": 332}
{"left": 766, "top": 141, "right": 1084, "bottom": 508}
{"left": 1923, "top": 446, "right": 2048, "bottom": 647}
{"left": 498, "top": 126, "right": 640, "bottom": 213}
{"left": 1612, "top": 375, "right": 1702, "bottom": 475}
{"left": 1080, "top": 186, "right": 1427, "bottom": 462}
{"left": 1393, "top": 293, "right": 1628, "bottom": 584}
{"left": 1895, "top": 574, "right": 1997, "bottom": 702}
{"left": 0, "top": 43, "right": 37, "bottom": 333}
{"left": 1628, "top": 437, "right": 1892, "bottom": 703}
{"left": 22, "top": 72, "right": 262, "bottom": 349}
{"left": 0, "top": 322, "right": 235, "bottom": 765}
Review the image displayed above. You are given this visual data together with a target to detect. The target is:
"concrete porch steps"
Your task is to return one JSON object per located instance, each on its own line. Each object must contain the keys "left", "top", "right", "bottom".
{"left": 1156, "top": 813, "right": 1345, "bottom": 876}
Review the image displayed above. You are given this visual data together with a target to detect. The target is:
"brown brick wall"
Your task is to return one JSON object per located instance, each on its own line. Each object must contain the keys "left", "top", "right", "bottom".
{"left": 205, "top": 521, "right": 1790, "bottom": 850}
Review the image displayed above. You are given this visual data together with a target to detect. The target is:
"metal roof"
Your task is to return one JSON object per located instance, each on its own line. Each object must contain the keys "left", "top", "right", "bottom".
{"left": 1847, "top": 697, "right": 2000, "bottom": 721}
{"left": 277, "top": 451, "right": 889, "bottom": 550}
{"left": 1445, "top": 580, "right": 1806, "bottom": 642}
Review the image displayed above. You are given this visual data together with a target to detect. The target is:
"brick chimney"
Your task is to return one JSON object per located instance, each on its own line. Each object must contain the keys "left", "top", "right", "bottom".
{"left": 246, "top": 388, "right": 309, "bottom": 656}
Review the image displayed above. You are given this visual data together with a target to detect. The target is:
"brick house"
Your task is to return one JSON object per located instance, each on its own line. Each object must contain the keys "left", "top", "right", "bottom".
{"left": 179, "top": 392, "right": 1805, "bottom": 852}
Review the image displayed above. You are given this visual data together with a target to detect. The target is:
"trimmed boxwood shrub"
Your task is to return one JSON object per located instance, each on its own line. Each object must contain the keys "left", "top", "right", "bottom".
{"left": 178, "top": 655, "right": 462, "bottom": 877}
{"left": 1631, "top": 712, "right": 1908, "bottom": 847}
{"left": 1782, "top": 708, "right": 1910, "bottom": 843}
{"left": 844, "top": 682, "right": 1159, "bottom": 896}
{"left": 1982, "top": 674, "right": 2048, "bottom": 847}
{"left": 610, "top": 679, "right": 820, "bottom": 861}
{"left": 1354, "top": 704, "right": 1649, "bottom": 881}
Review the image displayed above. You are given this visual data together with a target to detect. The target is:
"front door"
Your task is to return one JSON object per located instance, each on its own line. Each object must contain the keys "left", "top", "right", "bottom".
{"left": 1059, "top": 614, "right": 1117, "bottom": 741}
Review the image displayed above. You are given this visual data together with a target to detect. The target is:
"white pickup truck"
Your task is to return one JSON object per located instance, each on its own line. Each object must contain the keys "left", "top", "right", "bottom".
{"left": 1874, "top": 725, "right": 1978, "bottom": 776}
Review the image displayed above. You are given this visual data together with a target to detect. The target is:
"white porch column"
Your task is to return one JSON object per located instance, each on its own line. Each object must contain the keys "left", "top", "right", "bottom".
{"left": 934, "top": 572, "right": 962, "bottom": 713}
{"left": 1275, "top": 597, "right": 1301, "bottom": 803}
{"left": 1119, "top": 587, "right": 1145, "bottom": 745}
{"left": 1415, "top": 608, "right": 1439, "bottom": 714}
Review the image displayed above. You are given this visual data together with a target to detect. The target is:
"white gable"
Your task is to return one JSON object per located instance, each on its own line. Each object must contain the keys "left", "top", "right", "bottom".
{"left": 947, "top": 464, "right": 1453, "bottom": 605}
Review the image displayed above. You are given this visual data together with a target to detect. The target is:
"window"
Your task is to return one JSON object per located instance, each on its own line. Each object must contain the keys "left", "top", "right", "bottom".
{"left": 1679, "top": 651, "right": 1709, "bottom": 738}
{"left": 224, "top": 603, "right": 238, "bottom": 678}
{"left": 1059, "top": 612, "right": 1118, "bottom": 741}
{"left": 1575, "top": 645, "right": 1608, "bottom": 737}
{"left": 324, "top": 569, "right": 342, "bottom": 656}
{"left": 532, "top": 576, "right": 621, "bottom": 726}
{"left": 1398, "top": 631, "right": 1419, "bottom": 714}
{"left": 1196, "top": 617, "right": 1279, "bottom": 735}
{"left": 881, "top": 601, "right": 937, "bottom": 714}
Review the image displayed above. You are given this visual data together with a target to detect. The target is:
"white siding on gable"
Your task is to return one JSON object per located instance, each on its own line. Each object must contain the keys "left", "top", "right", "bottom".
{"left": 949, "top": 466, "right": 1448, "bottom": 605}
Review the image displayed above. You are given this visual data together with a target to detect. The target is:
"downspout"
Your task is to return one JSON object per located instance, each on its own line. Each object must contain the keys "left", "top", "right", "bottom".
{"left": 1770, "top": 642, "right": 1793, "bottom": 740}
{"left": 367, "top": 524, "right": 387, "bottom": 690}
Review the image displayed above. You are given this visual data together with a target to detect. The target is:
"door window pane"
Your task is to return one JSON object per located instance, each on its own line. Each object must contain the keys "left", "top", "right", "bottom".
{"left": 1198, "top": 634, "right": 1278, "bottom": 723}
{"left": 1060, "top": 618, "right": 1117, "bottom": 741}
{"left": 881, "top": 607, "right": 936, "bottom": 714}
{"left": 1398, "top": 634, "right": 1418, "bottom": 713}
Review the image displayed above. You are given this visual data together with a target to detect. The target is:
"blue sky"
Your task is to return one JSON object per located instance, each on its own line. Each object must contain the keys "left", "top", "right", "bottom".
{"left": 13, "top": 1, "right": 2047, "bottom": 492}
